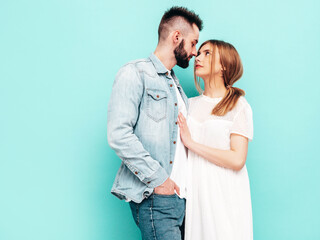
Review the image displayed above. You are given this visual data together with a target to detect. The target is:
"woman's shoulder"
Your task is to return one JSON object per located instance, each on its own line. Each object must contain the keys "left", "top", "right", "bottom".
{"left": 236, "top": 96, "right": 252, "bottom": 112}
{"left": 188, "top": 95, "right": 202, "bottom": 101}
{"left": 227, "top": 96, "right": 252, "bottom": 119}
{"left": 187, "top": 95, "right": 203, "bottom": 112}
{"left": 188, "top": 95, "right": 202, "bottom": 106}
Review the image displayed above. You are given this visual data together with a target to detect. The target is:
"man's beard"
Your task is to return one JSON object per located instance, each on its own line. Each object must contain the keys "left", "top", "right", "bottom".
{"left": 174, "top": 39, "right": 191, "bottom": 69}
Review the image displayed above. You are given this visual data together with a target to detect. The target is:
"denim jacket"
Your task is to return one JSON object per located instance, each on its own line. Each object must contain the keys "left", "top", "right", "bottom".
{"left": 107, "top": 53, "right": 189, "bottom": 203}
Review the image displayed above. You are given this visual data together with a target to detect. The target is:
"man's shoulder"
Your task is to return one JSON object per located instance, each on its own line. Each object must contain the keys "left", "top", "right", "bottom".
{"left": 118, "top": 57, "right": 157, "bottom": 78}
{"left": 121, "top": 57, "right": 153, "bottom": 70}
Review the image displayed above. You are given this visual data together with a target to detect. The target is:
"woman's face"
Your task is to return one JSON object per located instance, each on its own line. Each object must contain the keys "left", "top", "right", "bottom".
{"left": 195, "top": 43, "right": 222, "bottom": 79}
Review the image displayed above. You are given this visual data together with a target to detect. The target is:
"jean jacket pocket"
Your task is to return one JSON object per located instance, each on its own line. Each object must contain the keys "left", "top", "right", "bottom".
{"left": 146, "top": 88, "right": 167, "bottom": 122}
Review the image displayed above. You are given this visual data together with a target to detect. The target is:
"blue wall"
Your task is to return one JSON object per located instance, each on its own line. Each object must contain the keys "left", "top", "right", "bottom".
{"left": 1, "top": 0, "right": 319, "bottom": 239}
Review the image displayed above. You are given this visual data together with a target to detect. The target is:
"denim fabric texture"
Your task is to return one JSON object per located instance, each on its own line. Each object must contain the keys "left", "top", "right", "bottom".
{"left": 107, "top": 53, "right": 189, "bottom": 203}
{"left": 129, "top": 194, "right": 186, "bottom": 240}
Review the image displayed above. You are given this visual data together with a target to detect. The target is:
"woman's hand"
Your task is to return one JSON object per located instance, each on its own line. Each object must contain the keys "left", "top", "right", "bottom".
{"left": 177, "top": 114, "right": 249, "bottom": 171}
{"left": 178, "top": 112, "right": 193, "bottom": 149}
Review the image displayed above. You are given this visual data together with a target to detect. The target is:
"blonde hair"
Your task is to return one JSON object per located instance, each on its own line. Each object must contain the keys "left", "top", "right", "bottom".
{"left": 194, "top": 40, "right": 245, "bottom": 116}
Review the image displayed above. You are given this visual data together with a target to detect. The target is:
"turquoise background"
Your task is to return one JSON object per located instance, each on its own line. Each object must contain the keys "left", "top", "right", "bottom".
{"left": 1, "top": 0, "right": 319, "bottom": 239}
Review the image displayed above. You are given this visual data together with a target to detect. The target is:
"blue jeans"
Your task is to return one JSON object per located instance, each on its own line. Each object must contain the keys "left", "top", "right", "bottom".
{"left": 129, "top": 194, "right": 186, "bottom": 240}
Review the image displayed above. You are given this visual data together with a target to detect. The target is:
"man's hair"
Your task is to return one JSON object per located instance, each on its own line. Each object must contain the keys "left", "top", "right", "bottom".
{"left": 158, "top": 6, "right": 203, "bottom": 41}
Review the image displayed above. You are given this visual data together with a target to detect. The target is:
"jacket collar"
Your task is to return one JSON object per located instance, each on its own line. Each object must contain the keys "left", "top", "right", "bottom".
{"left": 149, "top": 53, "right": 180, "bottom": 84}
{"left": 149, "top": 53, "right": 169, "bottom": 75}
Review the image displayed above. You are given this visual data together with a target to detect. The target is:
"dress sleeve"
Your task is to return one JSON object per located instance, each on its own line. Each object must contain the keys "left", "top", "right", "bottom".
{"left": 230, "top": 103, "right": 253, "bottom": 141}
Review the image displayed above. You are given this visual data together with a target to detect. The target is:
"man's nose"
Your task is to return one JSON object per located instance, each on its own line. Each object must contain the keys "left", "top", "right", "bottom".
{"left": 192, "top": 48, "right": 197, "bottom": 57}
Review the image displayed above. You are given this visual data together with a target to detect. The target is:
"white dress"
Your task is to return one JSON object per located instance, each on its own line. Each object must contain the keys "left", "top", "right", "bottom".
{"left": 185, "top": 94, "right": 254, "bottom": 240}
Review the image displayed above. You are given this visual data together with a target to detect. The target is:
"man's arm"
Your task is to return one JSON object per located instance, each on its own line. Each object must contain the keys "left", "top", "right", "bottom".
{"left": 107, "top": 64, "right": 168, "bottom": 189}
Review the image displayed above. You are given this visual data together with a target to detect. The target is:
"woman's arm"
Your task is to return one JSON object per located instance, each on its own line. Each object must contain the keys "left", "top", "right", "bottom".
{"left": 178, "top": 112, "right": 249, "bottom": 171}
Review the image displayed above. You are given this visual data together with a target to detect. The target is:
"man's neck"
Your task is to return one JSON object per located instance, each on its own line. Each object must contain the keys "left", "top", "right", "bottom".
{"left": 154, "top": 45, "right": 176, "bottom": 70}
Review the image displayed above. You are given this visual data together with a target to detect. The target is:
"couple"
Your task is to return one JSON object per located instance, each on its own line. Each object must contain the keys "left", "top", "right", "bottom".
{"left": 107, "top": 6, "right": 253, "bottom": 240}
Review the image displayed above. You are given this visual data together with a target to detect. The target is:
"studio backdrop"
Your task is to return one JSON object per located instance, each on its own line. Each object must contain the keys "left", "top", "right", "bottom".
{"left": 1, "top": 0, "right": 319, "bottom": 239}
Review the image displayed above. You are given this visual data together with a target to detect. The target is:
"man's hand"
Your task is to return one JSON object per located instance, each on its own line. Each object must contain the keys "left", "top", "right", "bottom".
{"left": 154, "top": 178, "right": 180, "bottom": 195}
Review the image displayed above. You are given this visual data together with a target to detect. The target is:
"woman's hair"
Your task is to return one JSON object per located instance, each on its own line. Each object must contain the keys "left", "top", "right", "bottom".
{"left": 194, "top": 40, "right": 245, "bottom": 116}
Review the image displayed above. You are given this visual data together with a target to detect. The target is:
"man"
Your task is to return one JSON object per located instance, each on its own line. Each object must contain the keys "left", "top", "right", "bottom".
{"left": 107, "top": 6, "right": 203, "bottom": 240}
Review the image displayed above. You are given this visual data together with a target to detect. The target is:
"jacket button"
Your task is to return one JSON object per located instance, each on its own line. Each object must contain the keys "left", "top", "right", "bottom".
{"left": 175, "top": 103, "right": 177, "bottom": 106}
{"left": 175, "top": 121, "right": 177, "bottom": 125}
{"left": 135, "top": 171, "right": 138, "bottom": 175}
{"left": 170, "top": 84, "right": 173, "bottom": 87}
{"left": 147, "top": 181, "right": 151, "bottom": 184}
{"left": 170, "top": 161, "right": 173, "bottom": 164}
{"left": 157, "top": 95, "right": 159, "bottom": 98}
{"left": 173, "top": 141, "right": 176, "bottom": 144}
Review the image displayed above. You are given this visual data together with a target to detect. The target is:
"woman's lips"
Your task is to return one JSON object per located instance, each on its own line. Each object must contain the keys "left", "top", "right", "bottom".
{"left": 195, "top": 65, "right": 203, "bottom": 68}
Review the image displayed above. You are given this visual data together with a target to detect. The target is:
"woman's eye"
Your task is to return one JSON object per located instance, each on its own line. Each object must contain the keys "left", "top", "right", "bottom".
{"left": 205, "top": 52, "right": 210, "bottom": 55}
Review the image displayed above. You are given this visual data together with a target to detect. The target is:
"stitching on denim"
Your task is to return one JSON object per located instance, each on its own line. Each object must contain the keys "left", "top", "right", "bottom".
{"left": 150, "top": 195, "right": 157, "bottom": 240}
{"left": 136, "top": 204, "right": 139, "bottom": 226}
{"left": 139, "top": 69, "right": 157, "bottom": 78}
{"left": 145, "top": 88, "right": 167, "bottom": 122}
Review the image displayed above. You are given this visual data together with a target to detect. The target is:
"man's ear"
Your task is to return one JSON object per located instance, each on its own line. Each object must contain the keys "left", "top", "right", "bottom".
{"left": 172, "top": 30, "right": 181, "bottom": 44}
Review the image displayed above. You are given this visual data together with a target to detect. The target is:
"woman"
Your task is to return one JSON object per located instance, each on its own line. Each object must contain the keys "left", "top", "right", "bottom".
{"left": 178, "top": 40, "right": 253, "bottom": 240}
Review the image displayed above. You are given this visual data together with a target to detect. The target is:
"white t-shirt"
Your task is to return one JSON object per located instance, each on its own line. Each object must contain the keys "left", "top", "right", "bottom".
{"left": 168, "top": 71, "right": 188, "bottom": 199}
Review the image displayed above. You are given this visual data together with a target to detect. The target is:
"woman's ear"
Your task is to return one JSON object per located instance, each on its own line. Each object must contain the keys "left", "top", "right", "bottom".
{"left": 220, "top": 67, "right": 226, "bottom": 77}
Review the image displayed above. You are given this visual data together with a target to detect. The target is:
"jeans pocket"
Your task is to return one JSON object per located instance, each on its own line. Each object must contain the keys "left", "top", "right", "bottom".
{"left": 146, "top": 88, "right": 167, "bottom": 122}
{"left": 153, "top": 193, "right": 177, "bottom": 198}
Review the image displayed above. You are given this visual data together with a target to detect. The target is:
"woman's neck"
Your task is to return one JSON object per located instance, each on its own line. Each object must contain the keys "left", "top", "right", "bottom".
{"left": 203, "top": 76, "right": 227, "bottom": 98}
